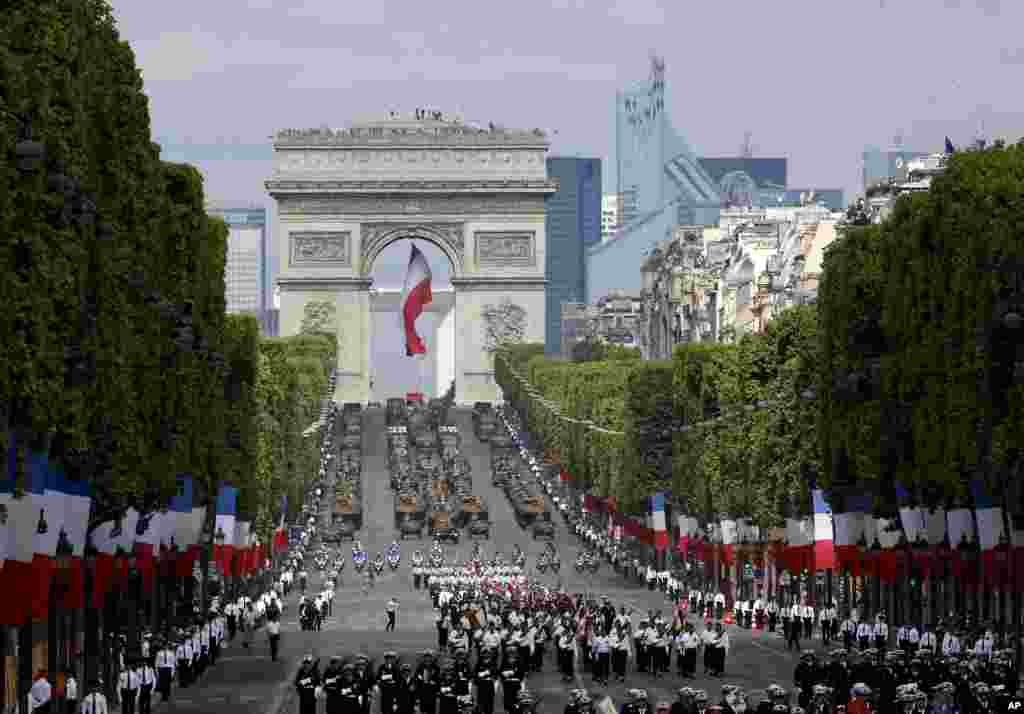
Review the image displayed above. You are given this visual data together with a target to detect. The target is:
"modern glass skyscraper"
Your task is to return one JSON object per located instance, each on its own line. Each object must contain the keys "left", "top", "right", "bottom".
{"left": 544, "top": 157, "right": 602, "bottom": 355}
{"left": 588, "top": 57, "right": 722, "bottom": 301}
{"left": 206, "top": 205, "right": 274, "bottom": 333}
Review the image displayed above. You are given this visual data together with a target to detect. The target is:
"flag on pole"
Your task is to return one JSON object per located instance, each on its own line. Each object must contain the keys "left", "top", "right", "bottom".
{"left": 784, "top": 514, "right": 813, "bottom": 575}
{"left": 895, "top": 482, "right": 927, "bottom": 543}
{"left": 1, "top": 445, "right": 48, "bottom": 625}
{"left": 0, "top": 473, "right": 12, "bottom": 572}
{"left": 213, "top": 484, "right": 238, "bottom": 575}
{"left": 273, "top": 494, "right": 287, "bottom": 552}
{"left": 811, "top": 489, "right": 836, "bottom": 570}
{"left": 719, "top": 517, "right": 737, "bottom": 564}
{"left": 833, "top": 494, "right": 870, "bottom": 575}
{"left": 650, "top": 493, "right": 668, "bottom": 551}
{"left": 45, "top": 465, "right": 91, "bottom": 609}
{"left": 972, "top": 480, "right": 1006, "bottom": 587}
{"left": 400, "top": 244, "right": 433, "bottom": 356}
{"left": 133, "top": 510, "right": 164, "bottom": 592}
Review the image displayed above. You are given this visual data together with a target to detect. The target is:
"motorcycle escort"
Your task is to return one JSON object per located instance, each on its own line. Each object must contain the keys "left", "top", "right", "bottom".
{"left": 386, "top": 541, "right": 401, "bottom": 571}
{"left": 353, "top": 546, "right": 367, "bottom": 573}
{"left": 373, "top": 552, "right": 386, "bottom": 576}
{"left": 411, "top": 550, "right": 425, "bottom": 589}
{"left": 536, "top": 552, "right": 549, "bottom": 574}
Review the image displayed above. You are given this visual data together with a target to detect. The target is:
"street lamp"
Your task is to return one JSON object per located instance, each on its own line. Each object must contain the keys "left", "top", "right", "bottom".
{"left": 50, "top": 530, "right": 73, "bottom": 709}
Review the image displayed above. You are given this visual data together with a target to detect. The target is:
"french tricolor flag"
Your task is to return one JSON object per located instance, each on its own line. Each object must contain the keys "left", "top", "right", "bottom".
{"left": 44, "top": 463, "right": 91, "bottom": 610}
{"left": 784, "top": 513, "right": 813, "bottom": 574}
{"left": 649, "top": 493, "right": 668, "bottom": 550}
{"left": 896, "top": 482, "right": 927, "bottom": 543}
{"left": 273, "top": 495, "right": 288, "bottom": 553}
{"left": 719, "top": 517, "right": 737, "bottom": 564}
{"left": 401, "top": 244, "right": 433, "bottom": 356}
{"left": 2, "top": 447, "right": 54, "bottom": 625}
{"left": 833, "top": 494, "right": 870, "bottom": 575}
{"left": 170, "top": 475, "right": 204, "bottom": 577}
{"left": 213, "top": 484, "right": 238, "bottom": 575}
{"left": 971, "top": 480, "right": 1006, "bottom": 587}
{"left": 811, "top": 489, "right": 836, "bottom": 570}
{"left": 233, "top": 521, "right": 250, "bottom": 575}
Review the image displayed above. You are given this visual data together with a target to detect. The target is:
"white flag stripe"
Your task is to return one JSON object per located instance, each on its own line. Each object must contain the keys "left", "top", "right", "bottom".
{"left": 36, "top": 489, "right": 65, "bottom": 556}
{"left": 720, "top": 519, "right": 737, "bottom": 545}
{"left": 925, "top": 509, "right": 947, "bottom": 545}
{"left": 785, "top": 517, "right": 813, "bottom": 547}
{"left": 947, "top": 509, "right": 974, "bottom": 546}
{"left": 976, "top": 507, "right": 1004, "bottom": 551}
{"left": 899, "top": 507, "right": 926, "bottom": 543}
{"left": 92, "top": 520, "right": 119, "bottom": 555}
{"left": 875, "top": 518, "right": 901, "bottom": 549}
{"left": 64, "top": 492, "right": 92, "bottom": 556}
{"left": 651, "top": 511, "right": 666, "bottom": 532}
{"left": 833, "top": 512, "right": 864, "bottom": 546}
{"left": 813, "top": 513, "right": 833, "bottom": 542}
{"left": 215, "top": 513, "right": 237, "bottom": 546}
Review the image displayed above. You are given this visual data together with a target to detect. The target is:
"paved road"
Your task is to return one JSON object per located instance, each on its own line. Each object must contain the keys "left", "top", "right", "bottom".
{"left": 263, "top": 407, "right": 806, "bottom": 712}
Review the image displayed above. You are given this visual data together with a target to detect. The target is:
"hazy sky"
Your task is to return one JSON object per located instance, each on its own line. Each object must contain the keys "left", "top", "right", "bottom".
{"left": 109, "top": 0, "right": 1024, "bottom": 396}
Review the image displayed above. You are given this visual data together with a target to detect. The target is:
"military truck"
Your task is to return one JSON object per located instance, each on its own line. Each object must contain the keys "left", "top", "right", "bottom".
{"left": 332, "top": 494, "right": 362, "bottom": 540}
{"left": 512, "top": 494, "right": 546, "bottom": 529}
{"left": 395, "top": 493, "right": 425, "bottom": 539}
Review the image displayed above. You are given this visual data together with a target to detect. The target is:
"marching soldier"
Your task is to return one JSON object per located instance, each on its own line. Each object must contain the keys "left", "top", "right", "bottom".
{"left": 395, "top": 663, "right": 417, "bottom": 714}
{"left": 873, "top": 614, "right": 889, "bottom": 651}
{"left": 474, "top": 650, "right": 498, "bottom": 714}
{"left": 136, "top": 659, "right": 156, "bottom": 714}
{"left": 294, "top": 654, "right": 320, "bottom": 714}
{"left": 841, "top": 614, "right": 857, "bottom": 651}
{"left": 175, "top": 633, "right": 191, "bottom": 688}
{"left": 857, "top": 618, "right": 873, "bottom": 652}
{"left": 766, "top": 598, "right": 779, "bottom": 633}
{"left": 820, "top": 602, "right": 836, "bottom": 644}
{"left": 376, "top": 652, "right": 401, "bottom": 714}
{"left": 321, "top": 656, "right": 344, "bottom": 714}
{"left": 337, "top": 664, "right": 363, "bottom": 714}
{"left": 155, "top": 639, "right": 175, "bottom": 702}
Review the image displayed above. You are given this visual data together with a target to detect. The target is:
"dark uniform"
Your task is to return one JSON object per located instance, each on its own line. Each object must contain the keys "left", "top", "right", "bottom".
{"left": 499, "top": 660, "right": 523, "bottom": 714}
{"left": 294, "top": 657, "right": 320, "bottom": 714}
{"left": 376, "top": 653, "right": 400, "bottom": 714}
{"left": 416, "top": 655, "right": 440, "bottom": 714}
{"left": 321, "top": 658, "right": 344, "bottom": 714}
{"left": 437, "top": 673, "right": 459, "bottom": 714}
{"left": 474, "top": 656, "right": 497, "bottom": 714}
{"left": 395, "top": 665, "right": 418, "bottom": 714}
{"left": 338, "top": 668, "right": 363, "bottom": 714}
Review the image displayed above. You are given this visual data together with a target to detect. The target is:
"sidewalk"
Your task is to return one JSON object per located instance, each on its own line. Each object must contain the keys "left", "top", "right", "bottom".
{"left": 151, "top": 581, "right": 317, "bottom": 714}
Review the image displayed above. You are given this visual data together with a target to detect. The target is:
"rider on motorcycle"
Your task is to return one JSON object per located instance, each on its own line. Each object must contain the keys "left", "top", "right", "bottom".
{"left": 411, "top": 549, "right": 424, "bottom": 566}
{"left": 374, "top": 552, "right": 386, "bottom": 570}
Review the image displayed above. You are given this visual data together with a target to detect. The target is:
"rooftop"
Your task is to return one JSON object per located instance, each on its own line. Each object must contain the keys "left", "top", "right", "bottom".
{"left": 273, "top": 111, "right": 551, "bottom": 148}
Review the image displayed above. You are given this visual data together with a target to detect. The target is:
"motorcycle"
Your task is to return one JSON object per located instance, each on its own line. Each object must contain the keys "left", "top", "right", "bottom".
{"left": 536, "top": 554, "right": 549, "bottom": 574}
{"left": 429, "top": 553, "right": 444, "bottom": 568}
{"left": 353, "top": 549, "right": 367, "bottom": 573}
{"left": 387, "top": 553, "right": 400, "bottom": 571}
{"left": 373, "top": 556, "right": 385, "bottom": 576}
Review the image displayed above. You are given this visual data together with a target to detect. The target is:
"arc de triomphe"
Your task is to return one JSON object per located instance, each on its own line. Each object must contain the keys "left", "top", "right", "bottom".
{"left": 266, "top": 113, "right": 556, "bottom": 405}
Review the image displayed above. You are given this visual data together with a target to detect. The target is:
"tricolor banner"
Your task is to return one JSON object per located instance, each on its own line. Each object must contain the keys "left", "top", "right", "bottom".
{"left": 214, "top": 484, "right": 238, "bottom": 575}
{"left": 46, "top": 465, "right": 91, "bottom": 609}
{"left": 833, "top": 494, "right": 870, "bottom": 575}
{"left": 811, "top": 489, "right": 836, "bottom": 570}
{"left": 972, "top": 480, "right": 1006, "bottom": 587}
{"left": 401, "top": 244, "right": 433, "bottom": 356}
{"left": 783, "top": 514, "right": 813, "bottom": 574}
{"left": 719, "top": 517, "right": 737, "bottom": 564}
{"left": 650, "top": 493, "right": 668, "bottom": 550}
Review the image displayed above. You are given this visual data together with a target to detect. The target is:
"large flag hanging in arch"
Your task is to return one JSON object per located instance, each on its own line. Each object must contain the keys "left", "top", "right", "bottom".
{"left": 401, "top": 244, "right": 433, "bottom": 356}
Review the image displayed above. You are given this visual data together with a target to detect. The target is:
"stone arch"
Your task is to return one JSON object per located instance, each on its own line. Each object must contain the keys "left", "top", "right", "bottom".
{"left": 359, "top": 223, "right": 465, "bottom": 279}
